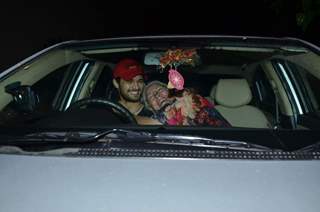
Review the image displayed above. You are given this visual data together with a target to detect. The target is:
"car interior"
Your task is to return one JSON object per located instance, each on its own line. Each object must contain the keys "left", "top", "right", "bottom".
{"left": 0, "top": 43, "right": 320, "bottom": 130}
{"left": 79, "top": 47, "right": 296, "bottom": 129}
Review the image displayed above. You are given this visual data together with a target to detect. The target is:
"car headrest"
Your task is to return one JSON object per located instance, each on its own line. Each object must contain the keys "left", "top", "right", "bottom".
{"left": 215, "top": 79, "right": 252, "bottom": 107}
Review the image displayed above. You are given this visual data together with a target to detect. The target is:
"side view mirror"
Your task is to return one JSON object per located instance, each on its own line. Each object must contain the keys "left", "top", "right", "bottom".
{"left": 5, "top": 81, "right": 39, "bottom": 113}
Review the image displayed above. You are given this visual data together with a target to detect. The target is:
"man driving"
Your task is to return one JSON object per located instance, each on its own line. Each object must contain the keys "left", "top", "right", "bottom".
{"left": 112, "top": 58, "right": 153, "bottom": 117}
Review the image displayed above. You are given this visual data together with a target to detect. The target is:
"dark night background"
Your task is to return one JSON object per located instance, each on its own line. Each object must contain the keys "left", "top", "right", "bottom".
{"left": 0, "top": 0, "right": 319, "bottom": 71}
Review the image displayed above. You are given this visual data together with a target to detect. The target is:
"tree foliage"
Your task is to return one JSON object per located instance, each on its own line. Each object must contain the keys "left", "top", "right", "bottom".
{"left": 264, "top": 0, "right": 320, "bottom": 32}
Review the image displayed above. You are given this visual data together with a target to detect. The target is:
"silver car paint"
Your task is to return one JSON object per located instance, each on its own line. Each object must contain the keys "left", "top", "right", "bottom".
{"left": 1, "top": 154, "right": 319, "bottom": 212}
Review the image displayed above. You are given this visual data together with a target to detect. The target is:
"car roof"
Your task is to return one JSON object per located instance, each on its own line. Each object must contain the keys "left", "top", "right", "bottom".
{"left": 57, "top": 35, "right": 315, "bottom": 50}
{"left": 1, "top": 35, "right": 318, "bottom": 80}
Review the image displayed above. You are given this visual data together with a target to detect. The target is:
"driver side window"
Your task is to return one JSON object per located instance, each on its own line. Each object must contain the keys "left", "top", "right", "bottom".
{"left": 31, "top": 64, "right": 71, "bottom": 112}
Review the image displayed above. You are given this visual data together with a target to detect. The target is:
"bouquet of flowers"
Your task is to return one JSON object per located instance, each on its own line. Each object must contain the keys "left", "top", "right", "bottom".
{"left": 159, "top": 49, "right": 199, "bottom": 91}
{"left": 159, "top": 49, "right": 199, "bottom": 69}
{"left": 162, "top": 90, "right": 231, "bottom": 127}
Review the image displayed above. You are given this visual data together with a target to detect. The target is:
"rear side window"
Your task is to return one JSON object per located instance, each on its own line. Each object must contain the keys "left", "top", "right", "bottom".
{"left": 287, "top": 62, "right": 320, "bottom": 112}
{"left": 273, "top": 59, "right": 320, "bottom": 114}
{"left": 305, "top": 73, "right": 320, "bottom": 110}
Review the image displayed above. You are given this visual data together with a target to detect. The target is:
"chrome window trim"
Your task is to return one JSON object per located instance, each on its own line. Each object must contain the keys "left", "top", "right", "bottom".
{"left": 278, "top": 63, "right": 303, "bottom": 115}
{"left": 65, "top": 62, "right": 90, "bottom": 109}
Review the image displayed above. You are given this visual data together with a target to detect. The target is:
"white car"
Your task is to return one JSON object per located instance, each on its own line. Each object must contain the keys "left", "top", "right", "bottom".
{"left": 0, "top": 35, "right": 320, "bottom": 212}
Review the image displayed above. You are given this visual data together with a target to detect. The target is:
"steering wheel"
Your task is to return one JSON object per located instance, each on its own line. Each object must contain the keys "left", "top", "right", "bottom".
{"left": 67, "top": 98, "right": 137, "bottom": 124}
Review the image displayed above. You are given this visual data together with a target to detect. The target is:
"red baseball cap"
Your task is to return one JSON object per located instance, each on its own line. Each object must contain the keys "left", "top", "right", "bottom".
{"left": 113, "top": 59, "right": 145, "bottom": 81}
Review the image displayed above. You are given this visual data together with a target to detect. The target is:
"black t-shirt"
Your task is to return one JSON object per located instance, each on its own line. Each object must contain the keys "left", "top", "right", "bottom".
{"left": 137, "top": 106, "right": 153, "bottom": 117}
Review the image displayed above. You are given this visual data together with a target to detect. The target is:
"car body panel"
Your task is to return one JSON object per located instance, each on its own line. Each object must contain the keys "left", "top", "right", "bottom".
{"left": 1, "top": 35, "right": 320, "bottom": 211}
{"left": 1, "top": 154, "right": 319, "bottom": 212}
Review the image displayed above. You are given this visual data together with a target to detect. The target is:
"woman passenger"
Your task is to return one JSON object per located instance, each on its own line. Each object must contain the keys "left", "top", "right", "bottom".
{"left": 141, "top": 81, "right": 231, "bottom": 127}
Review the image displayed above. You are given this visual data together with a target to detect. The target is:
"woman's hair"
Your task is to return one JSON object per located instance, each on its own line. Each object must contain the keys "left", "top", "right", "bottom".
{"left": 168, "top": 87, "right": 197, "bottom": 98}
{"left": 142, "top": 81, "right": 197, "bottom": 111}
{"left": 142, "top": 80, "right": 168, "bottom": 112}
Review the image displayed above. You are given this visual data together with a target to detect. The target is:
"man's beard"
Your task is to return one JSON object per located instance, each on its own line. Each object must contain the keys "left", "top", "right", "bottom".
{"left": 119, "top": 88, "right": 141, "bottom": 102}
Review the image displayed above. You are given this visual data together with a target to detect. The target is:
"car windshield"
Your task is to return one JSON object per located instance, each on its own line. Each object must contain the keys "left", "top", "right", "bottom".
{"left": 0, "top": 36, "right": 320, "bottom": 151}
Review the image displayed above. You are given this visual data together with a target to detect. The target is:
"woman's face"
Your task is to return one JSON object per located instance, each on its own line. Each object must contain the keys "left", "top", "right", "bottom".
{"left": 146, "top": 83, "right": 172, "bottom": 111}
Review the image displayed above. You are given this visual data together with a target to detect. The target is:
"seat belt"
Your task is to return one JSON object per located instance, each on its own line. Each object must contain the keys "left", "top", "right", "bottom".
{"left": 274, "top": 88, "right": 280, "bottom": 129}
{"left": 270, "top": 80, "right": 280, "bottom": 129}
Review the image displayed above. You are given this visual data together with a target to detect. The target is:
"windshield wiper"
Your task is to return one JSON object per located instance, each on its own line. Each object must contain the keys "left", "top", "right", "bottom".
{"left": 295, "top": 141, "right": 320, "bottom": 153}
{"left": 0, "top": 131, "right": 97, "bottom": 144}
{"left": 1, "top": 129, "right": 275, "bottom": 151}
{"left": 93, "top": 129, "right": 274, "bottom": 151}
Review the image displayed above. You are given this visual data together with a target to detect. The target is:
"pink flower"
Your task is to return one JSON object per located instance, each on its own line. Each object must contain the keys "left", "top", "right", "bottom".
{"left": 165, "top": 108, "right": 185, "bottom": 125}
{"left": 168, "top": 69, "right": 184, "bottom": 90}
{"left": 199, "top": 96, "right": 214, "bottom": 108}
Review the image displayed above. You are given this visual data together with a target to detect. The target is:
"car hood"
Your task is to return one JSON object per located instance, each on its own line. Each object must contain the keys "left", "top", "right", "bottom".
{"left": 1, "top": 154, "right": 320, "bottom": 212}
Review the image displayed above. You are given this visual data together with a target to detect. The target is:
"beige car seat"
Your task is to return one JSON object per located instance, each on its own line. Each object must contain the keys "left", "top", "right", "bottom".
{"left": 215, "top": 79, "right": 270, "bottom": 128}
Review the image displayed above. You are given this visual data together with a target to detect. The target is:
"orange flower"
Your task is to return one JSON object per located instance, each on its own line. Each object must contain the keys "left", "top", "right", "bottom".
{"left": 160, "top": 49, "right": 198, "bottom": 68}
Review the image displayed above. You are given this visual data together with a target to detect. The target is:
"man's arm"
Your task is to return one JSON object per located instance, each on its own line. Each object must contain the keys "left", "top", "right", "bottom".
{"left": 135, "top": 116, "right": 162, "bottom": 125}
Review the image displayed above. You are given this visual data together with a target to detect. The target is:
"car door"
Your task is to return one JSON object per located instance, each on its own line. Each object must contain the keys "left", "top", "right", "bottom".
{"left": 271, "top": 58, "right": 320, "bottom": 129}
